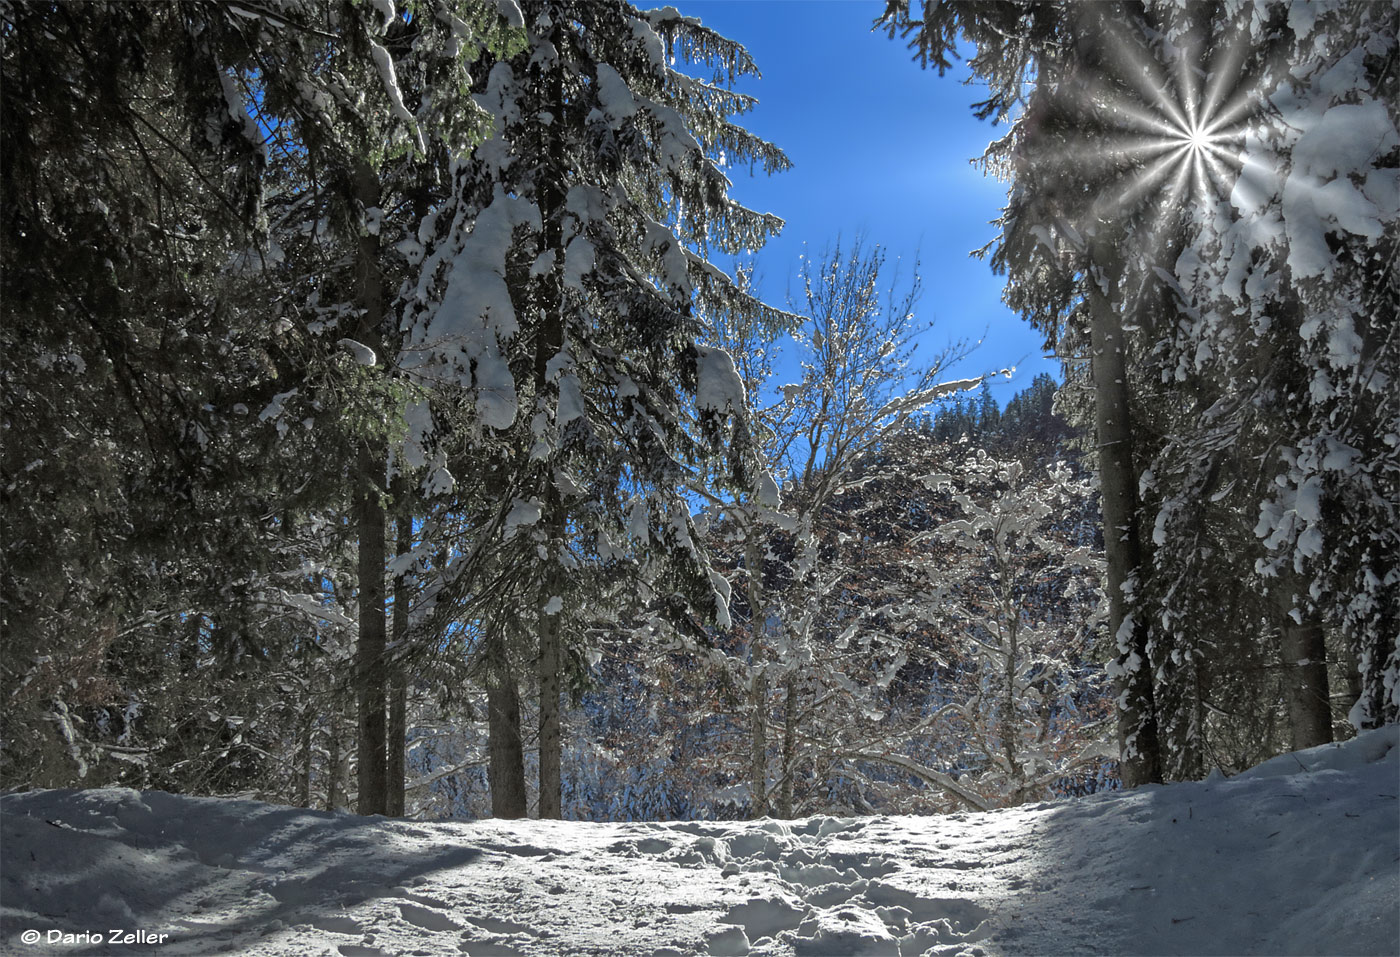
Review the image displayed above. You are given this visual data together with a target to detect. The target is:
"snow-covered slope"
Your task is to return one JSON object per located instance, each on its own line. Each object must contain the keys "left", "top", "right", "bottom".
{"left": 3, "top": 727, "right": 1396, "bottom": 956}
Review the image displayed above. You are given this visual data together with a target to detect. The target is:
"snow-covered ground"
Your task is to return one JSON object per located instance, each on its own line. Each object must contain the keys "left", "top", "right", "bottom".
{"left": 3, "top": 727, "right": 1396, "bottom": 957}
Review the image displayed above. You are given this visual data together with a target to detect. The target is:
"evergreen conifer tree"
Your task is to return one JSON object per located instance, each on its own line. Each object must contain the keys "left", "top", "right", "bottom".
{"left": 397, "top": 0, "right": 790, "bottom": 816}
{"left": 880, "top": 0, "right": 1398, "bottom": 777}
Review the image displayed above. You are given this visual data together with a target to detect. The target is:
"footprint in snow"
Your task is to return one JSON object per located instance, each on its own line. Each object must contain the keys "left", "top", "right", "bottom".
{"left": 709, "top": 826, "right": 997, "bottom": 957}
{"left": 823, "top": 851, "right": 901, "bottom": 879}
{"left": 665, "top": 835, "right": 729, "bottom": 866}
{"left": 609, "top": 836, "right": 673, "bottom": 856}
{"left": 459, "top": 915, "right": 534, "bottom": 957}
{"left": 705, "top": 925, "right": 750, "bottom": 956}
{"left": 397, "top": 889, "right": 459, "bottom": 911}
{"left": 778, "top": 861, "right": 859, "bottom": 887}
{"left": 862, "top": 882, "right": 992, "bottom": 933}
{"left": 313, "top": 915, "right": 366, "bottom": 935}
{"left": 399, "top": 901, "right": 463, "bottom": 932}
{"left": 465, "top": 914, "right": 536, "bottom": 936}
{"left": 459, "top": 943, "right": 524, "bottom": 956}
{"left": 804, "top": 880, "right": 867, "bottom": 908}
{"left": 790, "top": 905, "right": 902, "bottom": 956}
{"left": 721, "top": 892, "right": 809, "bottom": 938}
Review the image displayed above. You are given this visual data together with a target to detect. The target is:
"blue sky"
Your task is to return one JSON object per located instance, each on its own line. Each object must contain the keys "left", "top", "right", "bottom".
{"left": 679, "top": 0, "right": 1058, "bottom": 397}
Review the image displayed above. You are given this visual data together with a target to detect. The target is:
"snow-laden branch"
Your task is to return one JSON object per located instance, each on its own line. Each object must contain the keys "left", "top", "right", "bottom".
{"left": 842, "top": 750, "right": 991, "bottom": 812}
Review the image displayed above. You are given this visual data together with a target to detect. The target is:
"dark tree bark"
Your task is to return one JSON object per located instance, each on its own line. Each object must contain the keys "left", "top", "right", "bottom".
{"left": 353, "top": 159, "right": 388, "bottom": 817}
{"left": 1087, "top": 245, "right": 1163, "bottom": 788}
{"left": 326, "top": 708, "right": 342, "bottom": 811}
{"left": 750, "top": 670, "right": 769, "bottom": 819}
{"left": 746, "top": 529, "right": 769, "bottom": 819}
{"left": 355, "top": 439, "right": 388, "bottom": 815}
{"left": 297, "top": 686, "right": 313, "bottom": 808}
{"left": 386, "top": 674, "right": 406, "bottom": 815}
{"left": 387, "top": 506, "right": 411, "bottom": 817}
{"left": 777, "top": 674, "right": 798, "bottom": 818}
{"left": 1336, "top": 637, "right": 1364, "bottom": 726}
{"left": 536, "top": 527, "right": 564, "bottom": 819}
{"left": 530, "top": 12, "right": 567, "bottom": 821}
{"left": 1273, "top": 587, "right": 1333, "bottom": 750}
{"left": 486, "top": 629, "right": 528, "bottom": 818}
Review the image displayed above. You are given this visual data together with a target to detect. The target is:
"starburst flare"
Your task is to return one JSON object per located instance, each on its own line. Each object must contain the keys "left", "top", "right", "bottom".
{"left": 1062, "top": 15, "right": 1268, "bottom": 232}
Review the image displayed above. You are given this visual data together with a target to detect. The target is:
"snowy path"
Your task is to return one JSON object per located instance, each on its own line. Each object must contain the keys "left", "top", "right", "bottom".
{"left": 3, "top": 727, "right": 1396, "bottom": 956}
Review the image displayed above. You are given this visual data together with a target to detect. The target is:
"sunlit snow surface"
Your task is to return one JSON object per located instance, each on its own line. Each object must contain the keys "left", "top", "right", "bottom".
{"left": 3, "top": 727, "right": 1396, "bottom": 956}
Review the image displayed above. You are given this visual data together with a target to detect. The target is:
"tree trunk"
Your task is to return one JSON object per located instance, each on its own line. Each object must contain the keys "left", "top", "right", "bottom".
{"left": 1001, "top": 613, "right": 1023, "bottom": 795}
{"left": 778, "top": 674, "right": 798, "bottom": 818}
{"left": 326, "top": 708, "right": 342, "bottom": 811}
{"left": 286, "top": 511, "right": 314, "bottom": 810}
{"left": 1086, "top": 245, "right": 1162, "bottom": 787}
{"left": 531, "top": 23, "right": 567, "bottom": 821}
{"left": 296, "top": 685, "right": 313, "bottom": 807}
{"left": 387, "top": 669, "right": 407, "bottom": 815}
{"left": 387, "top": 507, "right": 411, "bottom": 817}
{"left": 486, "top": 629, "right": 528, "bottom": 818}
{"left": 353, "top": 159, "right": 388, "bottom": 817}
{"left": 355, "top": 440, "right": 388, "bottom": 816}
{"left": 536, "top": 543, "right": 563, "bottom": 819}
{"left": 1273, "top": 588, "right": 1332, "bottom": 749}
{"left": 750, "top": 672, "right": 769, "bottom": 819}
{"left": 745, "top": 529, "right": 769, "bottom": 818}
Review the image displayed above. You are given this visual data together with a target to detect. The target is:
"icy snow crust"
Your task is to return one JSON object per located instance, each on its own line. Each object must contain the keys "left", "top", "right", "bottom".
{"left": 2, "top": 727, "right": 1396, "bottom": 956}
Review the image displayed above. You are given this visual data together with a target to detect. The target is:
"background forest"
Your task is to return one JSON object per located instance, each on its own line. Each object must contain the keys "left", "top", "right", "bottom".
{"left": 2, "top": 0, "right": 1395, "bottom": 823}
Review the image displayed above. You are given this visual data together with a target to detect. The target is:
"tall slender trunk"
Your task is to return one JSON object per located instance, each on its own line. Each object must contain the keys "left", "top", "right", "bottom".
{"left": 356, "top": 441, "right": 388, "bottom": 815}
{"left": 536, "top": 515, "right": 564, "bottom": 819}
{"left": 778, "top": 674, "right": 798, "bottom": 818}
{"left": 285, "top": 511, "right": 314, "bottom": 809}
{"left": 745, "top": 528, "right": 768, "bottom": 818}
{"left": 387, "top": 668, "right": 407, "bottom": 815}
{"left": 297, "top": 675, "right": 313, "bottom": 807}
{"left": 531, "top": 14, "right": 567, "bottom": 820}
{"left": 1273, "top": 586, "right": 1332, "bottom": 749}
{"left": 486, "top": 629, "right": 528, "bottom": 818}
{"left": 353, "top": 159, "right": 388, "bottom": 817}
{"left": 1087, "top": 245, "right": 1162, "bottom": 787}
{"left": 750, "top": 672, "right": 769, "bottom": 818}
{"left": 387, "top": 505, "right": 411, "bottom": 817}
{"left": 326, "top": 708, "right": 342, "bottom": 811}
{"left": 1001, "top": 612, "right": 1022, "bottom": 794}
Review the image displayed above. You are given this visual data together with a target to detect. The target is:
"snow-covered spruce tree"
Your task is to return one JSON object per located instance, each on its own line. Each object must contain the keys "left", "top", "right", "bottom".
{"left": 201, "top": 0, "right": 522, "bottom": 814}
{"left": 397, "top": 0, "right": 790, "bottom": 817}
{"left": 1156, "top": 1, "right": 1399, "bottom": 735}
{"left": 1004, "top": 6, "right": 1293, "bottom": 777}
{"left": 0, "top": 0, "right": 522, "bottom": 801}
{"left": 881, "top": 0, "right": 1398, "bottom": 778}
{"left": 989, "top": 1, "right": 1399, "bottom": 765}
{"left": 530, "top": 260, "right": 788, "bottom": 822}
{"left": 0, "top": 1, "right": 344, "bottom": 791}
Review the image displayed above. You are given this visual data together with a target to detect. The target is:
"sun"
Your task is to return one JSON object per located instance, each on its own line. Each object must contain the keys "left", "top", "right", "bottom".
{"left": 1184, "top": 124, "right": 1212, "bottom": 155}
{"left": 1050, "top": 13, "right": 1267, "bottom": 238}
